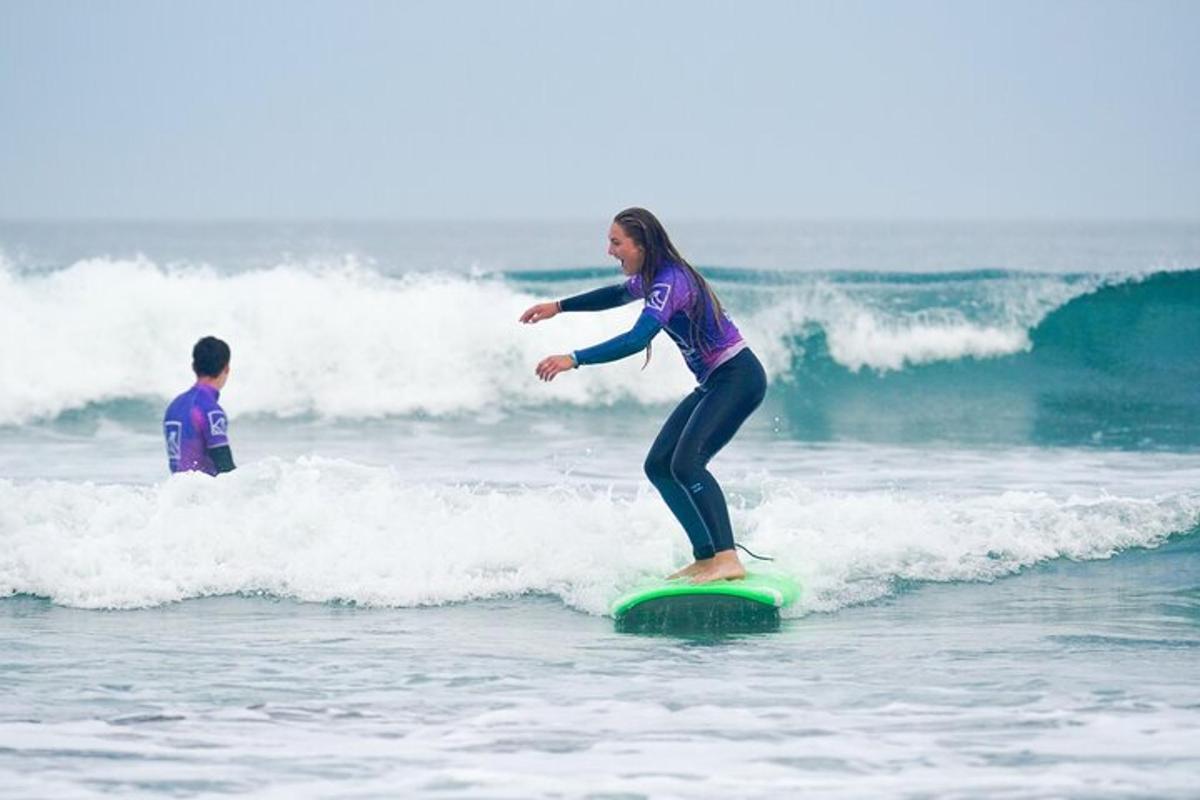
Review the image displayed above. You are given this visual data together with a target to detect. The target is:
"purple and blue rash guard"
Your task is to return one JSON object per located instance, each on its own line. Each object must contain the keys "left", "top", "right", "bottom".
{"left": 567, "top": 262, "right": 746, "bottom": 383}
{"left": 163, "top": 383, "right": 234, "bottom": 475}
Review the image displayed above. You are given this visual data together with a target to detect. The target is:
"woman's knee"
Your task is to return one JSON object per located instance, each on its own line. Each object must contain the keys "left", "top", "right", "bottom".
{"left": 669, "top": 450, "right": 705, "bottom": 487}
{"left": 644, "top": 450, "right": 673, "bottom": 484}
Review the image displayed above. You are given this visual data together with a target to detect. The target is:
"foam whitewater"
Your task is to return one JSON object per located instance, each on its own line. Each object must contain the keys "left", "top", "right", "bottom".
{"left": 1, "top": 258, "right": 1196, "bottom": 446}
{"left": 2, "top": 457, "right": 1197, "bottom": 614}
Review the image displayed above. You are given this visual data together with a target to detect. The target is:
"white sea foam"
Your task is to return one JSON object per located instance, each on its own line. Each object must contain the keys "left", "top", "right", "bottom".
{"left": 825, "top": 312, "right": 1031, "bottom": 371}
{"left": 2, "top": 457, "right": 1194, "bottom": 614}
{"left": 747, "top": 277, "right": 1099, "bottom": 373}
{"left": 0, "top": 257, "right": 699, "bottom": 425}
{"left": 0, "top": 258, "right": 1101, "bottom": 424}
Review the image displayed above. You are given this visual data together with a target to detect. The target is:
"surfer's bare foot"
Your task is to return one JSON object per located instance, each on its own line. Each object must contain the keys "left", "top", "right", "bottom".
{"left": 689, "top": 550, "right": 746, "bottom": 584}
{"left": 667, "top": 558, "right": 711, "bottom": 580}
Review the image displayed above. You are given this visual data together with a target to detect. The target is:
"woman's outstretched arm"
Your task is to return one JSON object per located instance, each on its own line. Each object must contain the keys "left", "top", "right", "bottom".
{"left": 560, "top": 284, "right": 633, "bottom": 312}
{"left": 535, "top": 311, "right": 663, "bottom": 381}
{"left": 520, "top": 284, "right": 633, "bottom": 324}
{"left": 573, "top": 312, "right": 661, "bottom": 366}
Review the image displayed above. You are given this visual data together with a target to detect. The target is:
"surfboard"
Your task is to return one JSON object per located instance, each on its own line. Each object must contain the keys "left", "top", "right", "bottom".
{"left": 611, "top": 572, "right": 799, "bottom": 633}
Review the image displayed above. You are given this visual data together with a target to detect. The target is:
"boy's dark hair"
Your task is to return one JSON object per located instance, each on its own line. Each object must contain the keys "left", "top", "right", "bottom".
{"left": 192, "top": 336, "right": 231, "bottom": 378}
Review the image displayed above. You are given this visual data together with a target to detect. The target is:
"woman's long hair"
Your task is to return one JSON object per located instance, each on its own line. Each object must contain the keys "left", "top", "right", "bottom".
{"left": 613, "top": 207, "right": 726, "bottom": 367}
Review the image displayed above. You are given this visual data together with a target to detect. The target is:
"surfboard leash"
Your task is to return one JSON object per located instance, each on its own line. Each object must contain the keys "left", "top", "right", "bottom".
{"left": 736, "top": 543, "right": 774, "bottom": 561}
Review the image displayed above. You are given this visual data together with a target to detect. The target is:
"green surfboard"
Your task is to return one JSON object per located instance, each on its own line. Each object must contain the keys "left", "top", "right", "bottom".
{"left": 611, "top": 572, "right": 799, "bottom": 633}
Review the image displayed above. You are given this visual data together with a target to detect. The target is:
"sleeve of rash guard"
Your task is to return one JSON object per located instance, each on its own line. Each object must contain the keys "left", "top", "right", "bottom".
{"left": 203, "top": 404, "right": 230, "bottom": 450}
{"left": 637, "top": 269, "right": 691, "bottom": 326}
{"left": 559, "top": 284, "right": 635, "bottom": 313}
{"left": 210, "top": 445, "right": 236, "bottom": 474}
{"left": 572, "top": 311, "right": 662, "bottom": 367}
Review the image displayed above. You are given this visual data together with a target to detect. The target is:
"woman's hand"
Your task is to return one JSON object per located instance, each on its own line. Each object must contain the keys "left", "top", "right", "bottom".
{"left": 536, "top": 354, "right": 576, "bottom": 382}
{"left": 520, "top": 301, "right": 560, "bottom": 324}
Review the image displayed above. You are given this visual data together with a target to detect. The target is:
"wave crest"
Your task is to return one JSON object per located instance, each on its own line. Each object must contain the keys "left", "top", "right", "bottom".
{"left": 3, "top": 258, "right": 1195, "bottom": 450}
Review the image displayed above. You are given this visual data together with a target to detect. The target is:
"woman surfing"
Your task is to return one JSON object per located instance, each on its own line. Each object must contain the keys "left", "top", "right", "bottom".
{"left": 520, "top": 208, "right": 767, "bottom": 584}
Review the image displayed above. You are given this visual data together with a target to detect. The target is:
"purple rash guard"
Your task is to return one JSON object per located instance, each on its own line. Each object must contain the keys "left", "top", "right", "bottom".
{"left": 163, "top": 383, "right": 230, "bottom": 475}
{"left": 625, "top": 264, "right": 745, "bottom": 382}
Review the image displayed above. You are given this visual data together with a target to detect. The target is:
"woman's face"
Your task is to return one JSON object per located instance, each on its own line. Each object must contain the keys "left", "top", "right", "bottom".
{"left": 608, "top": 222, "right": 644, "bottom": 275}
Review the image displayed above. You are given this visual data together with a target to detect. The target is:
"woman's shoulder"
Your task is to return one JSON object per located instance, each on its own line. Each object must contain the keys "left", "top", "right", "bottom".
{"left": 629, "top": 262, "right": 695, "bottom": 299}
{"left": 655, "top": 260, "right": 691, "bottom": 283}
{"left": 659, "top": 261, "right": 703, "bottom": 295}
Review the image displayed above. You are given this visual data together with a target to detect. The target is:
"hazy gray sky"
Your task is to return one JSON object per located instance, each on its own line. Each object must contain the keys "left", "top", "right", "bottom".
{"left": 2, "top": 0, "right": 1197, "bottom": 220}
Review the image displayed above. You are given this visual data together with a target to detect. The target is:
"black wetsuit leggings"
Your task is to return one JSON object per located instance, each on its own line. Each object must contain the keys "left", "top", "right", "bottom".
{"left": 644, "top": 348, "right": 768, "bottom": 560}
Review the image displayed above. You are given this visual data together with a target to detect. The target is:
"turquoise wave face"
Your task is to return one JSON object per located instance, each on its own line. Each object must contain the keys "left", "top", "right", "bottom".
{"left": 761, "top": 269, "right": 1200, "bottom": 449}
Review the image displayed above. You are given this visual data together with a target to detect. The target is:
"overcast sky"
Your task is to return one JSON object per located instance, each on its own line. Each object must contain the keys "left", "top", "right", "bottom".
{"left": 2, "top": 0, "right": 1197, "bottom": 220}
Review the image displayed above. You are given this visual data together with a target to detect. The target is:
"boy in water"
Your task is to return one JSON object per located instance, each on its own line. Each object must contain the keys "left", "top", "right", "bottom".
{"left": 163, "top": 336, "right": 236, "bottom": 475}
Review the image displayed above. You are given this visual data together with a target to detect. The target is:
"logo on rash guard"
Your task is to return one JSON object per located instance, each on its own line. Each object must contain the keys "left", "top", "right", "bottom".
{"left": 208, "top": 411, "right": 228, "bottom": 438}
{"left": 647, "top": 283, "right": 671, "bottom": 311}
{"left": 164, "top": 421, "right": 182, "bottom": 459}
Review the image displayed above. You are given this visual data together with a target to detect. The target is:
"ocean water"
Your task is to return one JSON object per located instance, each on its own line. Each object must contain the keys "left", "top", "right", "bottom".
{"left": 1, "top": 220, "right": 1199, "bottom": 798}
